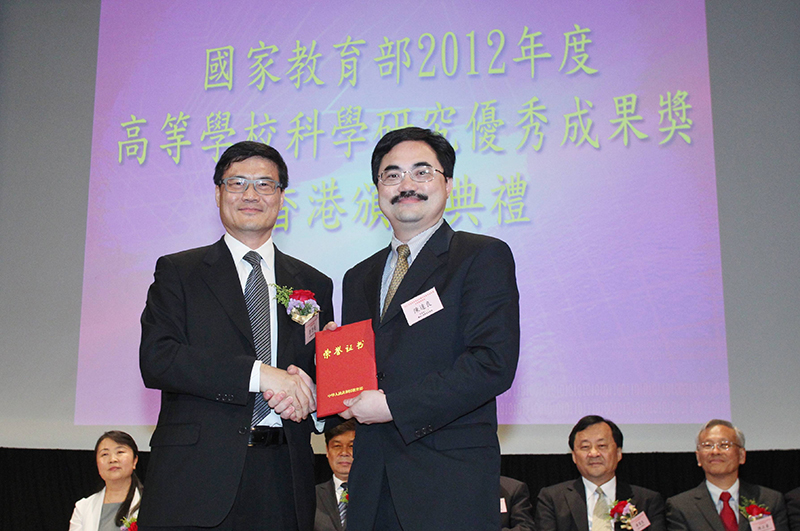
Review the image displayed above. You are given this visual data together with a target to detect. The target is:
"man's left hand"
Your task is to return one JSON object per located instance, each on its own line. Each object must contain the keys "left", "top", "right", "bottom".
{"left": 340, "top": 390, "right": 392, "bottom": 424}
{"left": 263, "top": 364, "right": 316, "bottom": 423}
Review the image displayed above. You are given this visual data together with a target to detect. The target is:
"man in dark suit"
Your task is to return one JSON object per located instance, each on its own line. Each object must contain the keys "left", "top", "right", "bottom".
{"left": 501, "top": 476, "right": 536, "bottom": 531}
{"left": 666, "top": 419, "right": 789, "bottom": 531}
{"left": 535, "top": 415, "right": 666, "bottom": 531}
{"left": 337, "top": 127, "right": 520, "bottom": 531}
{"left": 785, "top": 487, "right": 800, "bottom": 531}
{"left": 315, "top": 420, "right": 356, "bottom": 531}
{"left": 138, "top": 142, "right": 333, "bottom": 531}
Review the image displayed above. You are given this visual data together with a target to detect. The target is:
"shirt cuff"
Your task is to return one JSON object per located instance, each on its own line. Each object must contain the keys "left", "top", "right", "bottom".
{"left": 249, "top": 360, "right": 262, "bottom": 393}
{"left": 312, "top": 411, "right": 325, "bottom": 432}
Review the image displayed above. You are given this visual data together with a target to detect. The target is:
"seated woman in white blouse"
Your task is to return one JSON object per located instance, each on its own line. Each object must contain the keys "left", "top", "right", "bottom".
{"left": 69, "top": 431, "right": 143, "bottom": 531}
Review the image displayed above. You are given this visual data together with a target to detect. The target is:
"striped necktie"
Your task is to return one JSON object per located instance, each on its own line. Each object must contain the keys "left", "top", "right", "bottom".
{"left": 243, "top": 251, "right": 272, "bottom": 426}
{"left": 338, "top": 482, "right": 348, "bottom": 528}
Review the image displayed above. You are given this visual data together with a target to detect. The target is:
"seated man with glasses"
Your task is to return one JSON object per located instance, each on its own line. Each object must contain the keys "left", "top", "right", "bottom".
{"left": 666, "top": 419, "right": 789, "bottom": 531}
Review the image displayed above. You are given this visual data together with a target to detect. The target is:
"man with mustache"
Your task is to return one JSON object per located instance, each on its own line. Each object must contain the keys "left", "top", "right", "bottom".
{"left": 337, "top": 127, "right": 520, "bottom": 531}
{"left": 535, "top": 415, "right": 666, "bottom": 531}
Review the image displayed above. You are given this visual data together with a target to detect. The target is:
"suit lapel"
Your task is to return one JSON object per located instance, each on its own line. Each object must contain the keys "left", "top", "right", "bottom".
{"left": 274, "top": 247, "right": 300, "bottom": 369}
{"left": 692, "top": 482, "right": 727, "bottom": 531}
{"left": 566, "top": 478, "right": 591, "bottom": 531}
{"left": 379, "top": 223, "right": 453, "bottom": 326}
{"left": 614, "top": 482, "right": 634, "bottom": 531}
{"left": 738, "top": 482, "right": 757, "bottom": 531}
{"left": 616, "top": 481, "right": 633, "bottom": 502}
{"left": 201, "top": 238, "right": 254, "bottom": 349}
{"left": 363, "top": 246, "right": 390, "bottom": 330}
{"left": 321, "top": 479, "right": 344, "bottom": 531}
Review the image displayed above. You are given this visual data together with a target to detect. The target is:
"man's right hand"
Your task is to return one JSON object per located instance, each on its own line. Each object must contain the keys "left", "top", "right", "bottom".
{"left": 259, "top": 365, "right": 315, "bottom": 421}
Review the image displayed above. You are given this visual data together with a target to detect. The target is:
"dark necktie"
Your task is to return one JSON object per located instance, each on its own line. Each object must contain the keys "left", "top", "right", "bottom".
{"left": 338, "top": 482, "right": 348, "bottom": 528}
{"left": 381, "top": 244, "right": 410, "bottom": 320}
{"left": 720, "top": 491, "right": 738, "bottom": 531}
{"left": 243, "top": 251, "right": 272, "bottom": 426}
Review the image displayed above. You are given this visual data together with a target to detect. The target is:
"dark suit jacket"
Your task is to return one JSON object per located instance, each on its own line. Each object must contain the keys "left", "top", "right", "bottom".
{"left": 315, "top": 478, "right": 344, "bottom": 531}
{"left": 341, "top": 222, "right": 520, "bottom": 531}
{"left": 501, "top": 476, "right": 536, "bottom": 531}
{"left": 666, "top": 481, "right": 789, "bottom": 531}
{"left": 138, "top": 237, "right": 333, "bottom": 530}
{"left": 536, "top": 478, "right": 667, "bottom": 531}
{"left": 786, "top": 487, "right": 800, "bottom": 531}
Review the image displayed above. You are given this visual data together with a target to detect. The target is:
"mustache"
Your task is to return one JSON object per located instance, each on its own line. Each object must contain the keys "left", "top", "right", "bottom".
{"left": 391, "top": 190, "right": 428, "bottom": 204}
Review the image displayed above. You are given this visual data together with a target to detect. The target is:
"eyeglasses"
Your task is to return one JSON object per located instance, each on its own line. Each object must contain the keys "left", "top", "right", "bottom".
{"left": 221, "top": 176, "right": 283, "bottom": 196}
{"left": 697, "top": 441, "right": 740, "bottom": 452}
{"left": 377, "top": 165, "right": 446, "bottom": 186}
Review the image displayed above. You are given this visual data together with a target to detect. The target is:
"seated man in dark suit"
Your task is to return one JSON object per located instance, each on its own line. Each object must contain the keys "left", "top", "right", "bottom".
{"left": 501, "top": 476, "right": 535, "bottom": 531}
{"left": 786, "top": 487, "right": 800, "bottom": 531}
{"left": 535, "top": 415, "right": 666, "bottom": 531}
{"left": 666, "top": 419, "right": 789, "bottom": 531}
{"left": 315, "top": 420, "right": 356, "bottom": 531}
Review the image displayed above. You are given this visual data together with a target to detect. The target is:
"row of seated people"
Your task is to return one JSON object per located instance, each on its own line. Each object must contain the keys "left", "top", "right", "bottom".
{"left": 315, "top": 416, "right": 800, "bottom": 531}
{"left": 69, "top": 417, "right": 800, "bottom": 531}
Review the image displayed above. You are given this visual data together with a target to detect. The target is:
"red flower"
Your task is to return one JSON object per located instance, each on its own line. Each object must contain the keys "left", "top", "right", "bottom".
{"left": 291, "top": 289, "right": 316, "bottom": 302}
{"left": 610, "top": 500, "right": 629, "bottom": 517}
{"left": 746, "top": 505, "right": 770, "bottom": 517}
{"left": 128, "top": 523, "right": 138, "bottom": 531}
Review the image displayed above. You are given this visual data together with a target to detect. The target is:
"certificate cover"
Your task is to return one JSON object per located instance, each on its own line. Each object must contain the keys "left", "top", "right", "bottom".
{"left": 315, "top": 319, "right": 377, "bottom": 417}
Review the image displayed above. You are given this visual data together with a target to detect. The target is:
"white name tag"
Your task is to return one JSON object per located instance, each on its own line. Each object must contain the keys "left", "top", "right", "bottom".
{"left": 304, "top": 313, "right": 319, "bottom": 345}
{"left": 401, "top": 287, "right": 444, "bottom": 326}
{"left": 750, "top": 515, "right": 776, "bottom": 531}
{"left": 500, "top": 497, "right": 508, "bottom": 513}
{"left": 630, "top": 512, "right": 651, "bottom": 531}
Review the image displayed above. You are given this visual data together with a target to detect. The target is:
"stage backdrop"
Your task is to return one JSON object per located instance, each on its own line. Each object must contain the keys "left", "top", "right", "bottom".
{"left": 76, "top": 0, "right": 729, "bottom": 428}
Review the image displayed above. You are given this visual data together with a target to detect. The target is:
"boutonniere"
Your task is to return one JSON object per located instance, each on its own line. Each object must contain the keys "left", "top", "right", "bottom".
{"left": 273, "top": 285, "right": 321, "bottom": 324}
{"left": 740, "top": 497, "right": 772, "bottom": 521}
{"left": 339, "top": 490, "right": 349, "bottom": 504}
{"left": 610, "top": 499, "right": 638, "bottom": 530}
{"left": 120, "top": 516, "right": 138, "bottom": 531}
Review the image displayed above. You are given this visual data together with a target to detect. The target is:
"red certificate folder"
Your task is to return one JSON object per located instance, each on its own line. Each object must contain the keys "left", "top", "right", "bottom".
{"left": 315, "top": 319, "right": 378, "bottom": 417}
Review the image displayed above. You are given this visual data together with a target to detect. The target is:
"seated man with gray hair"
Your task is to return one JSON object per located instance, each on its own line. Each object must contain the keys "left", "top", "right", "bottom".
{"left": 666, "top": 419, "right": 789, "bottom": 531}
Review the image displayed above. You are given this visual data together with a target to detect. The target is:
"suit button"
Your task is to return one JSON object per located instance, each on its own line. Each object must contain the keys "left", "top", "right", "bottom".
{"left": 377, "top": 372, "right": 385, "bottom": 381}
{"left": 238, "top": 427, "right": 247, "bottom": 435}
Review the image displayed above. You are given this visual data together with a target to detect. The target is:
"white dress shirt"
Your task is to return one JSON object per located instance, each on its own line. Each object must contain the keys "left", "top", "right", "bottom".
{"left": 706, "top": 479, "right": 741, "bottom": 523}
{"left": 224, "top": 233, "right": 282, "bottom": 427}
{"left": 583, "top": 476, "right": 617, "bottom": 531}
{"left": 380, "top": 218, "right": 444, "bottom": 310}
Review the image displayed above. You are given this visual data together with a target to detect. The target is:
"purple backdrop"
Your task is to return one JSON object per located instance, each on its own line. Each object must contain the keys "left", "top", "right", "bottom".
{"left": 76, "top": 0, "right": 729, "bottom": 425}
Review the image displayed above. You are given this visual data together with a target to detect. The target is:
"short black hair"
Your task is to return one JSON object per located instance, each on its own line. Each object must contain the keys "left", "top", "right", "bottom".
{"left": 568, "top": 415, "right": 624, "bottom": 450}
{"left": 324, "top": 419, "right": 356, "bottom": 446}
{"left": 370, "top": 127, "right": 455, "bottom": 186}
{"left": 213, "top": 141, "right": 289, "bottom": 189}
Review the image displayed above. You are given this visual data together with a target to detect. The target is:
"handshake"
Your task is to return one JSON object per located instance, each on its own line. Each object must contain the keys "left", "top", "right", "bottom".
{"left": 258, "top": 320, "right": 338, "bottom": 423}
{"left": 259, "top": 363, "right": 316, "bottom": 423}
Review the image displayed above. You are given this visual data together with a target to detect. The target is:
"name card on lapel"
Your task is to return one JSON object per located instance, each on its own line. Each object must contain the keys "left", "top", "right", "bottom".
{"left": 751, "top": 516, "right": 776, "bottom": 531}
{"left": 630, "top": 512, "right": 651, "bottom": 531}
{"left": 401, "top": 287, "right": 443, "bottom": 326}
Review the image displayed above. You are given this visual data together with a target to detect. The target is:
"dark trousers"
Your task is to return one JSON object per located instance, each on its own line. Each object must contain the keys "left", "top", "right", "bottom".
{"left": 373, "top": 470, "right": 404, "bottom": 531}
{"left": 140, "top": 444, "right": 298, "bottom": 531}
